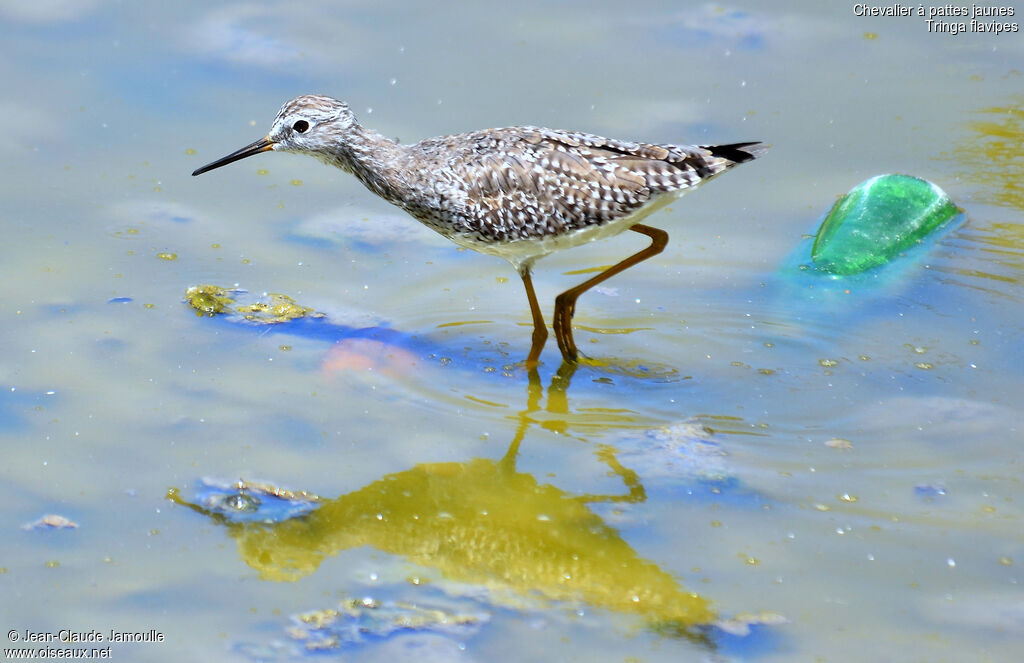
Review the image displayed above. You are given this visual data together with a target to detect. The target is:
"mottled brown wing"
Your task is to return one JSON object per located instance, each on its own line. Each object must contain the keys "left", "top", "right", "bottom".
{"left": 552, "top": 129, "right": 745, "bottom": 189}
{"left": 447, "top": 126, "right": 758, "bottom": 243}
{"left": 456, "top": 128, "right": 662, "bottom": 242}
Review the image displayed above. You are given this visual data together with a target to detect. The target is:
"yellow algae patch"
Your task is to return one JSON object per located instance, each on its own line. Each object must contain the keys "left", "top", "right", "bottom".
{"left": 184, "top": 286, "right": 325, "bottom": 323}
{"left": 954, "top": 101, "right": 1024, "bottom": 211}
{"left": 436, "top": 320, "right": 493, "bottom": 328}
{"left": 573, "top": 324, "right": 653, "bottom": 336}
{"left": 938, "top": 98, "right": 1024, "bottom": 282}
{"left": 563, "top": 265, "right": 614, "bottom": 276}
{"left": 236, "top": 293, "right": 323, "bottom": 324}
{"left": 573, "top": 356, "right": 682, "bottom": 381}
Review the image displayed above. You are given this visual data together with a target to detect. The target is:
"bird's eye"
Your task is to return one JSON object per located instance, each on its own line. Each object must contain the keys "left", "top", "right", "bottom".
{"left": 292, "top": 120, "right": 310, "bottom": 133}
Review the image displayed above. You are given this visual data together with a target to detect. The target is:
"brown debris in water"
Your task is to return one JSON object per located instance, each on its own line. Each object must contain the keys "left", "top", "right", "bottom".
{"left": 22, "top": 514, "right": 79, "bottom": 530}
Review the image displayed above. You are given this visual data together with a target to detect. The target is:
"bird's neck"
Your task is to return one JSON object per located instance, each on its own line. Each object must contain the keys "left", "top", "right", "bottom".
{"left": 321, "top": 125, "right": 409, "bottom": 204}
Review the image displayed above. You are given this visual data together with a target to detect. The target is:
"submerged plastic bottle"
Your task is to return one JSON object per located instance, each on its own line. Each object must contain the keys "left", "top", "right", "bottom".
{"left": 811, "top": 174, "right": 961, "bottom": 275}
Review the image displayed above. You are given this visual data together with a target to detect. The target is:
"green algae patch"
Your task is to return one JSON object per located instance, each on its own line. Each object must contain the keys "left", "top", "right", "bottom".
{"left": 185, "top": 284, "right": 236, "bottom": 316}
{"left": 236, "top": 293, "right": 324, "bottom": 324}
{"left": 184, "top": 285, "right": 324, "bottom": 323}
{"left": 811, "top": 174, "right": 961, "bottom": 275}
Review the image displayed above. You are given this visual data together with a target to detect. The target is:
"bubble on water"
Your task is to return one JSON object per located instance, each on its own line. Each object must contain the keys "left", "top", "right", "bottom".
{"left": 220, "top": 493, "right": 261, "bottom": 512}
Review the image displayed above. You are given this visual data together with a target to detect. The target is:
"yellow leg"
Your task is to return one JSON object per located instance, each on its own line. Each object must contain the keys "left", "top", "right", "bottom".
{"left": 552, "top": 223, "right": 669, "bottom": 362}
{"left": 519, "top": 265, "right": 548, "bottom": 366}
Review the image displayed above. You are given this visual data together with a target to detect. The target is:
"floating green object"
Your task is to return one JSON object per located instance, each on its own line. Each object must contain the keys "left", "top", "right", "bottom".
{"left": 185, "top": 284, "right": 234, "bottom": 316}
{"left": 811, "top": 174, "right": 960, "bottom": 275}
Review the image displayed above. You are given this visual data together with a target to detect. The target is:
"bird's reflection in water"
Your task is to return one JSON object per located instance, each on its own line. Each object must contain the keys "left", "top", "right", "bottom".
{"left": 170, "top": 362, "right": 716, "bottom": 639}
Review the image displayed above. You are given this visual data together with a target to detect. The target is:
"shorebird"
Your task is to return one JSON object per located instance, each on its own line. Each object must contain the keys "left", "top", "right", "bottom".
{"left": 192, "top": 95, "right": 766, "bottom": 365}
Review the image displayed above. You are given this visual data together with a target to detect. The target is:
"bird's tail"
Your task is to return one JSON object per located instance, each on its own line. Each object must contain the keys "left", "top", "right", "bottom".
{"left": 703, "top": 141, "right": 769, "bottom": 164}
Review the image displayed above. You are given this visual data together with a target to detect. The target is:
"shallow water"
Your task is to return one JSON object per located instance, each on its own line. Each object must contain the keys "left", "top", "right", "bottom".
{"left": 2, "top": 2, "right": 1022, "bottom": 661}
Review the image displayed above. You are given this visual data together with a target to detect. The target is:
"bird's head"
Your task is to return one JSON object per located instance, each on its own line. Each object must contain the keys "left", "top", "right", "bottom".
{"left": 268, "top": 95, "right": 355, "bottom": 154}
{"left": 192, "top": 94, "right": 356, "bottom": 176}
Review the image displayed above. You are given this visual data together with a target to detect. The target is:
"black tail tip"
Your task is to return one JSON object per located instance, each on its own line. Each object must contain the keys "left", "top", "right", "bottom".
{"left": 705, "top": 141, "right": 769, "bottom": 163}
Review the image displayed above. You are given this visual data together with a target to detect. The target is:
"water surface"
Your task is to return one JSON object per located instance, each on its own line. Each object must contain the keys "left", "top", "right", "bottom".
{"left": 1, "top": 2, "right": 1021, "bottom": 661}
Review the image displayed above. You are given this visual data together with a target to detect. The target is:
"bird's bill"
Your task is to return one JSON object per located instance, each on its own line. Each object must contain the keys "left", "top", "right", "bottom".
{"left": 191, "top": 136, "right": 275, "bottom": 176}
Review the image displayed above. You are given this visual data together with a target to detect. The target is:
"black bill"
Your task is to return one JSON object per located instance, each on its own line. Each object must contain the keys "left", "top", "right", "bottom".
{"left": 192, "top": 136, "right": 275, "bottom": 176}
